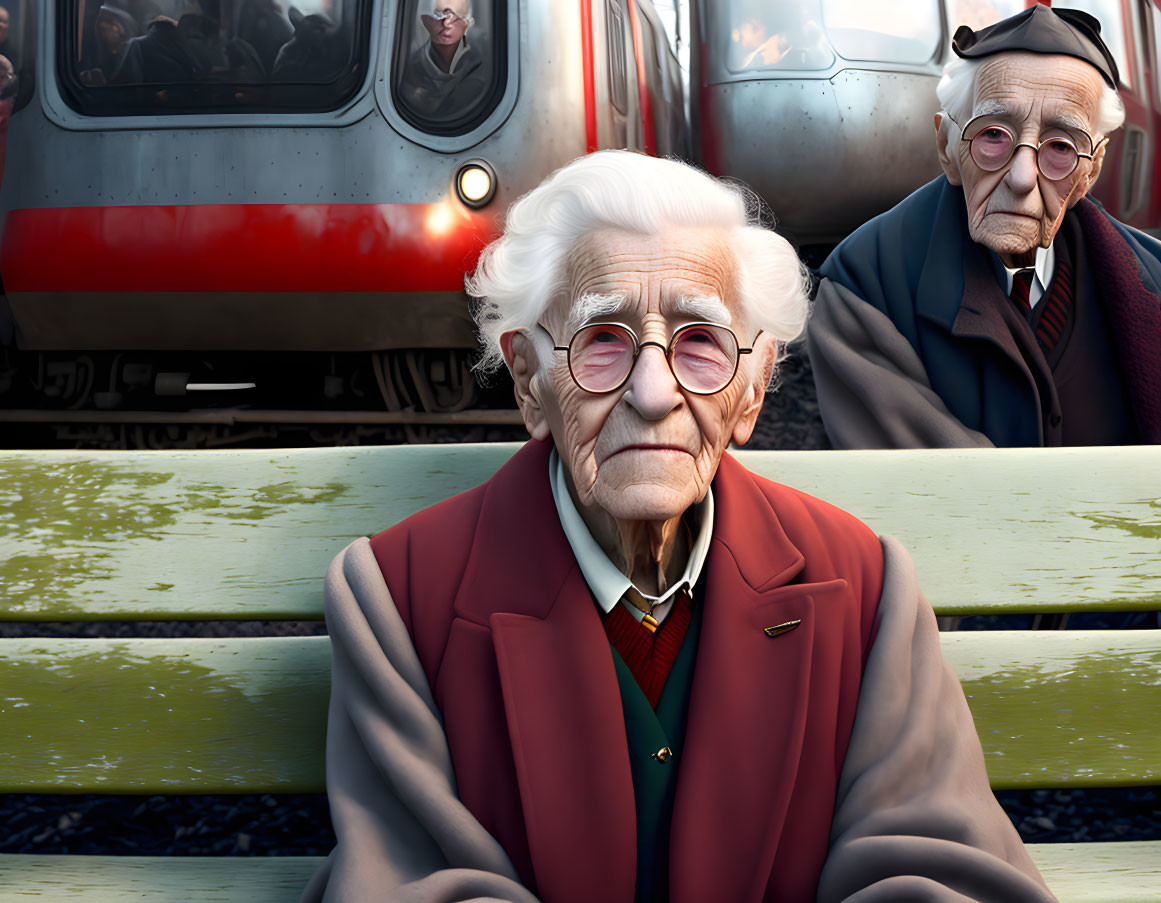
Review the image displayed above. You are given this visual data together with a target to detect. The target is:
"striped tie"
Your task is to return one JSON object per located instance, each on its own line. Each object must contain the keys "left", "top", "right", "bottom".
{"left": 1010, "top": 268, "right": 1034, "bottom": 311}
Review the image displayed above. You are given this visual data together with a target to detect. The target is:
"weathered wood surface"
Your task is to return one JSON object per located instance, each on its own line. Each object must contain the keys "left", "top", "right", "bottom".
{"left": 0, "top": 854, "right": 326, "bottom": 901}
{"left": 2, "top": 630, "right": 1158, "bottom": 793}
{"left": 0, "top": 842, "right": 1159, "bottom": 901}
{"left": 0, "top": 444, "right": 516, "bottom": 621}
{"left": 2, "top": 445, "right": 1160, "bottom": 621}
{"left": 0, "top": 637, "right": 331, "bottom": 793}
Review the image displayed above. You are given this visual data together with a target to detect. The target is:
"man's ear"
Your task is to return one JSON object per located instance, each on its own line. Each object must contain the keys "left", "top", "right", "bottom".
{"left": 934, "top": 112, "right": 963, "bottom": 187}
{"left": 731, "top": 337, "right": 777, "bottom": 447}
{"left": 500, "top": 330, "right": 551, "bottom": 441}
{"left": 1076, "top": 136, "right": 1107, "bottom": 204}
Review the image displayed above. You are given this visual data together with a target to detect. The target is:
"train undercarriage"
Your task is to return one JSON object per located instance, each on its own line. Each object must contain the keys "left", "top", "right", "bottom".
{"left": 0, "top": 347, "right": 527, "bottom": 448}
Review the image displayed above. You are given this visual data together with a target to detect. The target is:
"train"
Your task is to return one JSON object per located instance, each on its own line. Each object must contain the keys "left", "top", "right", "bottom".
{"left": 0, "top": 0, "right": 684, "bottom": 446}
{"left": 2, "top": 0, "right": 1158, "bottom": 447}
{"left": 690, "top": 0, "right": 1161, "bottom": 247}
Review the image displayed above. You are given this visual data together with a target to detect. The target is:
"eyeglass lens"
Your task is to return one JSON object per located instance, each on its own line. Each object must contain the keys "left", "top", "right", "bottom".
{"left": 969, "top": 125, "right": 1081, "bottom": 180}
{"left": 568, "top": 323, "right": 740, "bottom": 394}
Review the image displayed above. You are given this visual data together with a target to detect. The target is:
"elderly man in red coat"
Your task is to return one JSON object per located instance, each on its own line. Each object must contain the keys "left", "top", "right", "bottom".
{"left": 301, "top": 151, "right": 1054, "bottom": 903}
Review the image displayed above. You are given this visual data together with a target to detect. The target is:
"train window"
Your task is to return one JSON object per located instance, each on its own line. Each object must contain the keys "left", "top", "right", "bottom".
{"left": 821, "top": 0, "right": 941, "bottom": 65}
{"left": 391, "top": 0, "right": 506, "bottom": 136}
{"left": 1054, "top": 0, "right": 1133, "bottom": 87}
{"left": 725, "top": 0, "right": 834, "bottom": 72}
{"left": 60, "top": 0, "right": 370, "bottom": 114}
{"left": 949, "top": 0, "right": 1024, "bottom": 33}
{"left": 606, "top": 0, "right": 628, "bottom": 114}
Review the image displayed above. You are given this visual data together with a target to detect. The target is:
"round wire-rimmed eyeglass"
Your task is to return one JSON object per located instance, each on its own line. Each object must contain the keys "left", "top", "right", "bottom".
{"left": 946, "top": 113, "right": 1107, "bottom": 181}
{"left": 539, "top": 321, "right": 757, "bottom": 395}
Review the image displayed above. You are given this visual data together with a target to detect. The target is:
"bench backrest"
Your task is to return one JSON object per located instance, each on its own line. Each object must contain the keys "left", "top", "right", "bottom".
{"left": 2, "top": 444, "right": 1159, "bottom": 795}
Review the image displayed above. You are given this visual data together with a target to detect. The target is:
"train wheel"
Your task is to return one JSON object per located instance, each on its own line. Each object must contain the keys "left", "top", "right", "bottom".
{"left": 371, "top": 349, "right": 479, "bottom": 415}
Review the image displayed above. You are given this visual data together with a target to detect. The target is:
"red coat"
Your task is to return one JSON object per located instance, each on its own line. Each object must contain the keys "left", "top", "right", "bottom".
{"left": 370, "top": 438, "right": 884, "bottom": 903}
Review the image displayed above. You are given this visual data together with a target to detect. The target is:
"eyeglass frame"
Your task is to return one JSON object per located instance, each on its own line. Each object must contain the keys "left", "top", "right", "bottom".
{"left": 429, "top": 8, "right": 469, "bottom": 25}
{"left": 945, "top": 112, "right": 1108, "bottom": 181}
{"left": 537, "top": 320, "right": 758, "bottom": 396}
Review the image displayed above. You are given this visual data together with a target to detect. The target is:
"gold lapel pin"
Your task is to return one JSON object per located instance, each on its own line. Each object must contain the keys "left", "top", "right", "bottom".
{"left": 764, "top": 619, "right": 802, "bottom": 638}
{"left": 651, "top": 747, "right": 673, "bottom": 763}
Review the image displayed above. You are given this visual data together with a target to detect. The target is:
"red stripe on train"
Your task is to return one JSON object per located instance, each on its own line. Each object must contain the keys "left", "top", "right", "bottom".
{"left": 581, "top": 0, "right": 598, "bottom": 153}
{"left": 0, "top": 202, "right": 498, "bottom": 293}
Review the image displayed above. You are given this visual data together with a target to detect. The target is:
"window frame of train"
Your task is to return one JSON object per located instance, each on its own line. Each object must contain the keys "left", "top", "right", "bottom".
{"left": 52, "top": 0, "right": 375, "bottom": 116}
{"left": 707, "top": 0, "right": 948, "bottom": 83}
{"left": 385, "top": 0, "right": 517, "bottom": 147}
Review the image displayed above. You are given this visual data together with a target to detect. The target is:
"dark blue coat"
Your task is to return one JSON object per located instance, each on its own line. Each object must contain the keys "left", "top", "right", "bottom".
{"left": 818, "top": 177, "right": 1161, "bottom": 446}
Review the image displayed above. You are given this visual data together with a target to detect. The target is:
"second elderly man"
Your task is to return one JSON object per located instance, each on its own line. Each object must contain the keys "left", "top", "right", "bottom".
{"left": 301, "top": 151, "right": 1055, "bottom": 903}
{"left": 809, "top": 5, "right": 1161, "bottom": 448}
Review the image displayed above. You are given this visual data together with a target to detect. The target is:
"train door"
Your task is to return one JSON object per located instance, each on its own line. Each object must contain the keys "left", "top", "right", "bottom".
{"left": 594, "top": 0, "right": 644, "bottom": 151}
{"left": 1138, "top": 0, "right": 1161, "bottom": 231}
{"left": 1055, "top": 0, "right": 1153, "bottom": 226}
{"left": 628, "top": 1, "right": 687, "bottom": 158}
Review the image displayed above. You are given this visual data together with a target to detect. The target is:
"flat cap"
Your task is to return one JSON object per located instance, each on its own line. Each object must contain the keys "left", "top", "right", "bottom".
{"left": 952, "top": 3, "right": 1119, "bottom": 88}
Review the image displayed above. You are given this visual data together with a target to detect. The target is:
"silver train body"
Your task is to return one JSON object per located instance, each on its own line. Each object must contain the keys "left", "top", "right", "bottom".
{"left": 689, "top": 0, "right": 950, "bottom": 246}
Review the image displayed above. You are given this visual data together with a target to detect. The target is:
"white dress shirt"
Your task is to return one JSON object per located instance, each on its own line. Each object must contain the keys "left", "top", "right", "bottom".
{"left": 548, "top": 449, "right": 713, "bottom": 626}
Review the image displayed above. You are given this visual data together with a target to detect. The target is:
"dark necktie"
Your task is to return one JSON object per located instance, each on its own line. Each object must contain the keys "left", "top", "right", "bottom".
{"left": 1010, "top": 268, "right": 1034, "bottom": 311}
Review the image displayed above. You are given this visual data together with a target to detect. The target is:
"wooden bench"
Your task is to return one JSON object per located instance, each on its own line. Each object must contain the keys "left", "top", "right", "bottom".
{"left": 1, "top": 444, "right": 1159, "bottom": 901}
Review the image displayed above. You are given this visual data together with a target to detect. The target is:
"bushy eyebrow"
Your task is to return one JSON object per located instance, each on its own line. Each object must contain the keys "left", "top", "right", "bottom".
{"left": 565, "top": 291, "right": 732, "bottom": 332}
{"left": 973, "top": 99, "right": 1011, "bottom": 118}
{"left": 1045, "top": 111, "right": 1092, "bottom": 135}
{"left": 566, "top": 292, "right": 629, "bottom": 333}
{"left": 671, "top": 294, "right": 732, "bottom": 326}
{"left": 970, "top": 102, "right": 1093, "bottom": 140}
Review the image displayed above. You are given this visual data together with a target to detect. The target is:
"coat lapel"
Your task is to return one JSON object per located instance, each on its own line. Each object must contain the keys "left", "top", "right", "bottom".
{"left": 669, "top": 455, "right": 832, "bottom": 903}
{"left": 455, "top": 440, "right": 636, "bottom": 903}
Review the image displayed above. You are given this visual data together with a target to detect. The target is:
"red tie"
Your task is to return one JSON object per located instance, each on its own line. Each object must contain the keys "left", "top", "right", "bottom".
{"left": 1010, "top": 269, "right": 1034, "bottom": 311}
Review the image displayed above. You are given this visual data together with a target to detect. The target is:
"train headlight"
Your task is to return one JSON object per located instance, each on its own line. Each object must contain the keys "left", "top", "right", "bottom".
{"left": 456, "top": 160, "right": 497, "bottom": 208}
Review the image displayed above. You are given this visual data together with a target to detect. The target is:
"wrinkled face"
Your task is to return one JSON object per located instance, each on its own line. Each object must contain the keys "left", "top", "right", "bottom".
{"left": 421, "top": 0, "right": 469, "bottom": 45}
{"left": 528, "top": 227, "right": 774, "bottom": 523}
{"left": 943, "top": 53, "right": 1104, "bottom": 262}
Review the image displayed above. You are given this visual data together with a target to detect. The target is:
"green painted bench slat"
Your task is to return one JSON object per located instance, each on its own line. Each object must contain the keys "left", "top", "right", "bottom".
{"left": 2, "top": 631, "right": 1158, "bottom": 793}
{"left": 0, "top": 843, "right": 1158, "bottom": 902}
{"left": 0, "top": 637, "right": 331, "bottom": 794}
{"left": 0, "top": 854, "right": 326, "bottom": 901}
{"left": 3, "top": 445, "right": 1161, "bottom": 621}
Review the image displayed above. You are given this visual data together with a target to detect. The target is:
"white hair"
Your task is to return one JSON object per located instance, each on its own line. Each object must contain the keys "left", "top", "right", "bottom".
{"left": 467, "top": 151, "right": 812, "bottom": 376}
{"left": 936, "top": 54, "right": 1125, "bottom": 141}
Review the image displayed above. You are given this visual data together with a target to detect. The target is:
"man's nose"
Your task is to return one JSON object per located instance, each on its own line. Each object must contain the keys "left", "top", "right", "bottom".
{"left": 622, "top": 344, "right": 682, "bottom": 420}
{"left": 1004, "top": 144, "right": 1040, "bottom": 193}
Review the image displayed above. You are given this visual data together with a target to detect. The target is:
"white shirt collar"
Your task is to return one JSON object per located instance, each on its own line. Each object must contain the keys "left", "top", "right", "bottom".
{"left": 549, "top": 448, "right": 713, "bottom": 625}
{"left": 1001, "top": 241, "right": 1056, "bottom": 309}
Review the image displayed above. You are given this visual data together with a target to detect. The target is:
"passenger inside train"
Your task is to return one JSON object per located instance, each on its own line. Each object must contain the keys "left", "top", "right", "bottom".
{"left": 70, "top": 0, "right": 356, "bottom": 93}
{"left": 0, "top": 4, "right": 16, "bottom": 70}
{"left": 808, "top": 3, "right": 1161, "bottom": 449}
{"left": 727, "top": 0, "right": 831, "bottom": 71}
{"left": 396, "top": 0, "right": 488, "bottom": 123}
{"left": 0, "top": 51, "right": 12, "bottom": 98}
{"left": 79, "top": 5, "right": 138, "bottom": 86}
{"left": 270, "top": 6, "right": 347, "bottom": 81}
{"left": 111, "top": 0, "right": 263, "bottom": 84}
